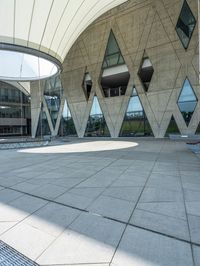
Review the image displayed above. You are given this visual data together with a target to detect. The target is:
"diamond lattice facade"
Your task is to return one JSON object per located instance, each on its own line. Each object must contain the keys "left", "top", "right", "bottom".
{"left": 30, "top": 0, "right": 199, "bottom": 138}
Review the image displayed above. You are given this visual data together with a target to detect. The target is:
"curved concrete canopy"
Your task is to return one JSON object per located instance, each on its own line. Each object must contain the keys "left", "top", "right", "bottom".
{"left": 0, "top": 0, "right": 127, "bottom": 80}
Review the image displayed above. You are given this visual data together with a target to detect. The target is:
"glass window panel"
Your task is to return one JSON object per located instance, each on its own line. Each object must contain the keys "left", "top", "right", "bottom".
{"left": 102, "top": 30, "right": 125, "bottom": 69}
{"left": 120, "top": 87, "right": 153, "bottom": 137}
{"left": 85, "top": 96, "right": 110, "bottom": 137}
{"left": 36, "top": 108, "right": 51, "bottom": 137}
{"left": 58, "top": 100, "right": 77, "bottom": 137}
{"left": 44, "top": 75, "right": 62, "bottom": 127}
{"left": 175, "top": 0, "right": 196, "bottom": 49}
{"left": 105, "top": 31, "right": 120, "bottom": 55}
{"left": 177, "top": 78, "right": 197, "bottom": 126}
{"left": 165, "top": 116, "right": 180, "bottom": 137}
{"left": 138, "top": 57, "right": 154, "bottom": 92}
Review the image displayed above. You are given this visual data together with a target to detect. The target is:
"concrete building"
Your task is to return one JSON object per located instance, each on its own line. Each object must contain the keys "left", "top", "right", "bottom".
{"left": 29, "top": 0, "right": 200, "bottom": 139}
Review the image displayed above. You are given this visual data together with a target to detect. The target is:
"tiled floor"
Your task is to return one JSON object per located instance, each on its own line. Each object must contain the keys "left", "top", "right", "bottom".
{"left": 0, "top": 138, "right": 199, "bottom": 265}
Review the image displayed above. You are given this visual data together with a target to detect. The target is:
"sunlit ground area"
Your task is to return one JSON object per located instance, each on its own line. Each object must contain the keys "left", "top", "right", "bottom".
{"left": 0, "top": 138, "right": 199, "bottom": 265}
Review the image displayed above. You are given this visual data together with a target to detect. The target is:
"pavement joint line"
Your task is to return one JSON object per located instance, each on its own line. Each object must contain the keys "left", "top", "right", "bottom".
{"left": 136, "top": 206, "right": 189, "bottom": 222}
{"left": 177, "top": 143, "right": 196, "bottom": 266}
{"left": 108, "top": 141, "right": 172, "bottom": 266}
{"left": 51, "top": 156, "right": 121, "bottom": 204}
{"left": 2, "top": 184, "right": 200, "bottom": 248}
{"left": 34, "top": 202, "right": 84, "bottom": 262}
{"left": 78, "top": 155, "right": 138, "bottom": 215}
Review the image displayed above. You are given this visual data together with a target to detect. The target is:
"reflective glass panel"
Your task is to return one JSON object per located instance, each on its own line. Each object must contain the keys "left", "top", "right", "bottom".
{"left": 102, "top": 31, "right": 125, "bottom": 69}
{"left": 177, "top": 78, "right": 197, "bottom": 126}
{"left": 165, "top": 116, "right": 180, "bottom": 137}
{"left": 175, "top": 0, "right": 196, "bottom": 49}
{"left": 36, "top": 107, "right": 51, "bottom": 137}
{"left": 44, "top": 75, "right": 63, "bottom": 127}
{"left": 85, "top": 96, "right": 110, "bottom": 137}
{"left": 59, "top": 100, "right": 77, "bottom": 137}
{"left": 120, "top": 87, "right": 153, "bottom": 136}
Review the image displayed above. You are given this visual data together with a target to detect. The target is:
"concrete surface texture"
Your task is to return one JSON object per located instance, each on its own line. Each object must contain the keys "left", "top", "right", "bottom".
{"left": 30, "top": 0, "right": 200, "bottom": 138}
{"left": 0, "top": 138, "right": 199, "bottom": 265}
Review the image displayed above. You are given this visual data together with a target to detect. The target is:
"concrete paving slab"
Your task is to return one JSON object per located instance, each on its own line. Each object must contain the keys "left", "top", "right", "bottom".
{"left": 25, "top": 202, "right": 80, "bottom": 237}
{"left": 0, "top": 139, "right": 199, "bottom": 265}
{"left": 0, "top": 189, "right": 23, "bottom": 203}
{"left": 112, "top": 226, "right": 193, "bottom": 266}
{"left": 193, "top": 245, "right": 200, "bottom": 266}
{"left": 87, "top": 195, "right": 135, "bottom": 222}
{"left": 130, "top": 209, "right": 190, "bottom": 241}
{"left": 1, "top": 222, "right": 55, "bottom": 261}
{"left": 37, "top": 213, "right": 125, "bottom": 265}
{"left": 186, "top": 202, "right": 200, "bottom": 216}
{"left": 136, "top": 202, "right": 187, "bottom": 220}
{"left": 139, "top": 187, "right": 184, "bottom": 203}
{"left": 188, "top": 215, "right": 200, "bottom": 245}
{"left": 55, "top": 191, "right": 94, "bottom": 209}
{"left": 30, "top": 183, "right": 68, "bottom": 200}
{"left": 103, "top": 187, "right": 143, "bottom": 202}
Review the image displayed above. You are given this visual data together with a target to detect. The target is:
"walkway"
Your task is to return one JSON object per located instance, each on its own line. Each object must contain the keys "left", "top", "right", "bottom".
{"left": 0, "top": 139, "right": 199, "bottom": 265}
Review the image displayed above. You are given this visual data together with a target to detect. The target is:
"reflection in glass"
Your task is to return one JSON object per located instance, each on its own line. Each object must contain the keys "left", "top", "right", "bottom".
{"left": 44, "top": 76, "right": 63, "bottom": 127}
{"left": 102, "top": 30, "right": 125, "bottom": 69}
{"left": 36, "top": 106, "right": 51, "bottom": 137}
{"left": 175, "top": 0, "right": 196, "bottom": 49}
{"left": 120, "top": 87, "right": 153, "bottom": 137}
{"left": 101, "top": 31, "right": 129, "bottom": 98}
{"left": 165, "top": 116, "right": 180, "bottom": 137}
{"left": 85, "top": 96, "right": 110, "bottom": 137}
{"left": 177, "top": 78, "right": 197, "bottom": 126}
{"left": 138, "top": 57, "right": 154, "bottom": 92}
{"left": 59, "top": 100, "right": 77, "bottom": 137}
{"left": 0, "top": 81, "right": 31, "bottom": 136}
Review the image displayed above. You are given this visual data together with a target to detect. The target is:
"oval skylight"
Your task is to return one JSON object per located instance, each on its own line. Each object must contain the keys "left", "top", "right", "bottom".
{"left": 0, "top": 49, "right": 59, "bottom": 81}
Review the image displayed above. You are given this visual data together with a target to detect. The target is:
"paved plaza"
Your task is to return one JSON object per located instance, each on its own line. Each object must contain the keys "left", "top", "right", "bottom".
{"left": 0, "top": 138, "right": 199, "bottom": 265}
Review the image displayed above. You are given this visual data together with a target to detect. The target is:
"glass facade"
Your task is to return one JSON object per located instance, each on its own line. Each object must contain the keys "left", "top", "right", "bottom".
{"left": 101, "top": 31, "right": 130, "bottom": 98}
{"left": 165, "top": 116, "right": 180, "bottom": 137}
{"left": 59, "top": 100, "right": 77, "bottom": 136}
{"left": 36, "top": 105, "right": 51, "bottom": 137}
{"left": 120, "top": 87, "right": 153, "bottom": 137}
{"left": 175, "top": 0, "right": 196, "bottom": 49}
{"left": 0, "top": 81, "right": 31, "bottom": 136}
{"left": 177, "top": 78, "right": 197, "bottom": 126}
{"left": 138, "top": 57, "right": 154, "bottom": 92}
{"left": 82, "top": 73, "right": 92, "bottom": 100}
{"left": 102, "top": 30, "right": 125, "bottom": 69}
{"left": 85, "top": 96, "right": 110, "bottom": 137}
{"left": 44, "top": 75, "right": 63, "bottom": 127}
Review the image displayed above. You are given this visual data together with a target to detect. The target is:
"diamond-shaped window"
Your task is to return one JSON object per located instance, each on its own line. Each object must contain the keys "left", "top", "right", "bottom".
{"left": 120, "top": 87, "right": 153, "bottom": 137}
{"left": 102, "top": 30, "right": 125, "bottom": 69}
{"left": 175, "top": 0, "right": 196, "bottom": 49}
{"left": 101, "top": 30, "right": 130, "bottom": 98}
{"left": 84, "top": 96, "right": 110, "bottom": 137}
{"left": 138, "top": 56, "right": 154, "bottom": 92}
{"left": 82, "top": 72, "right": 92, "bottom": 100}
{"left": 177, "top": 78, "right": 197, "bottom": 126}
